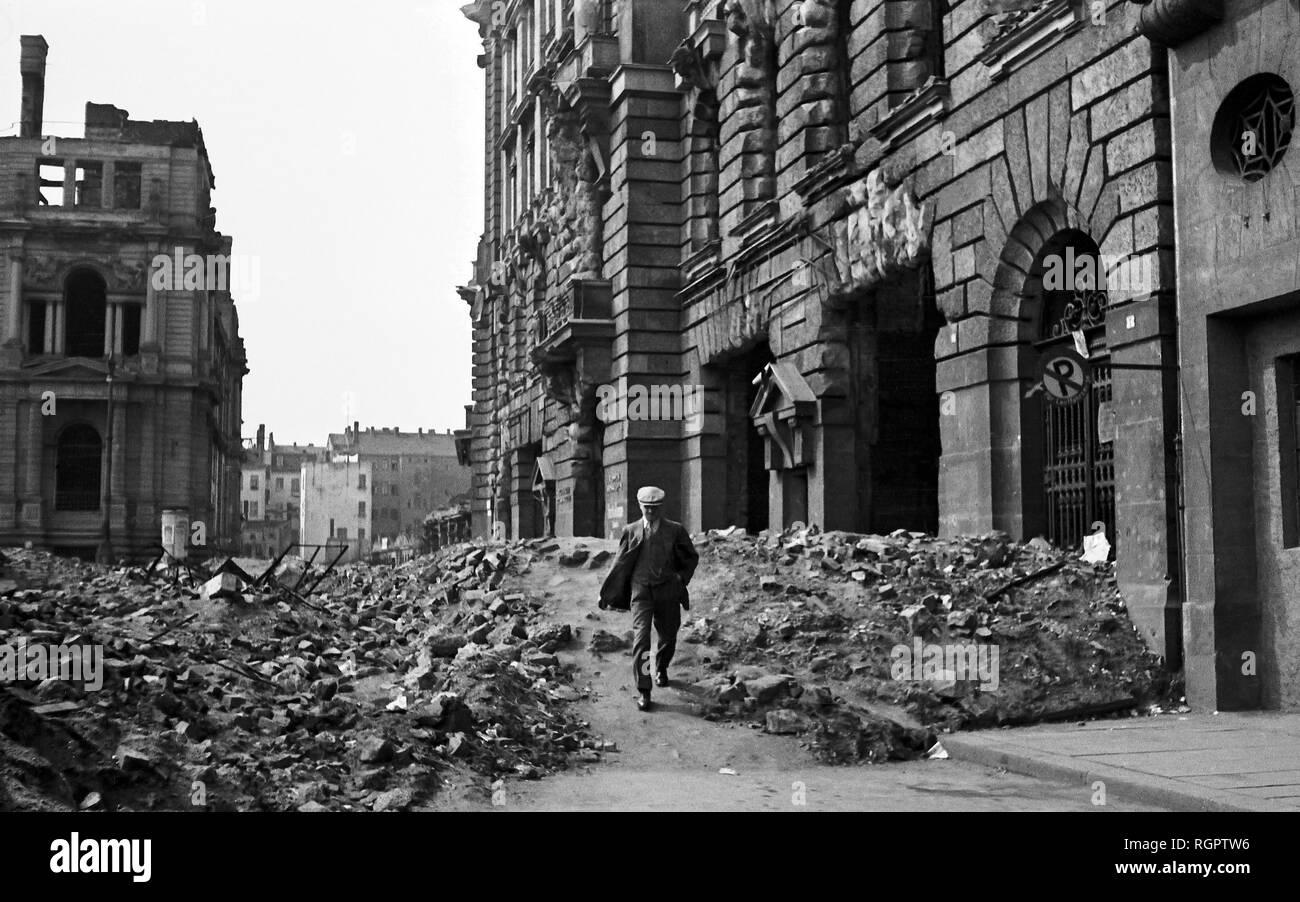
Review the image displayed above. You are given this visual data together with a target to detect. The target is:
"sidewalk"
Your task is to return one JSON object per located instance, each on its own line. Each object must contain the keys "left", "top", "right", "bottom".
{"left": 942, "top": 712, "right": 1300, "bottom": 811}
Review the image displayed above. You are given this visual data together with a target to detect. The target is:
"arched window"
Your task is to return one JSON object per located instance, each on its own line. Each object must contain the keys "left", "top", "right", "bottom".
{"left": 65, "top": 268, "right": 107, "bottom": 358}
{"left": 55, "top": 423, "right": 102, "bottom": 511}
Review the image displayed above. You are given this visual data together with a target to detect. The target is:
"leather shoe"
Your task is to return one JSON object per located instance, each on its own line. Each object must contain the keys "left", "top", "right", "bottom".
{"left": 636, "top": 693, "right": 652, "bottom": 711}
{"left": 655, "top": 671, "right": 669, "bottom": 688}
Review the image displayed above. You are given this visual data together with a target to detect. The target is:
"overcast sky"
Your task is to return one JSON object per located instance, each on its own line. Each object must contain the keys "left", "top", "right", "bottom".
{"left": 0, "top": 0, "right": 483, "bottom": 445}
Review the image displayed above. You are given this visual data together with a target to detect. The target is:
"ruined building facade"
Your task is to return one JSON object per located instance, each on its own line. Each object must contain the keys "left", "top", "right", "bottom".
{"left": 0, "top": 36, "right": 247, "bottom": 558}
{"left": 461, "top": 1, "right": 1299, "bottom": 710}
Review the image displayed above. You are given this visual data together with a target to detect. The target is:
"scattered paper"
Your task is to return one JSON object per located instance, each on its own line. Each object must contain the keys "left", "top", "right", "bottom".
{"left": 1081, "top": 522, "right": 1111, "bottom": 563}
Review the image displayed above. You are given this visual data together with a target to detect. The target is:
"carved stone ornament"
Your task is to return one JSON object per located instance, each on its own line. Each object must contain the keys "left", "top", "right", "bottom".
{"left": 110, "top": 258, "right": 148, "bottom": 291}
{"left": 828, "top": 167, "right": 933, "bottom": 296}
{"left": 23, "top": 256, "right": 61, "bottom": 288}
{"left": 541, "top": 107, "right": 605, "bottom": 280}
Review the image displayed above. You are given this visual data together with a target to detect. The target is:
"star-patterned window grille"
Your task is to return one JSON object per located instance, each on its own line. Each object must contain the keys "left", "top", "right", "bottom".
{"left": 1223, "top": 75, "right": 1295, "bottom": 182}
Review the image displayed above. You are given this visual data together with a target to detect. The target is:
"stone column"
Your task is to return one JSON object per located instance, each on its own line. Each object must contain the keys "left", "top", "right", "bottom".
{"left": 102, "top": 161, "right": 115, "bottom": 211}
{"left": 23, "top": 402, "right": 40, "bottom": 495}
{"left": 143, "top": 273, "right": 158, "bottom": 344}
{"left": 21, "top": 401, "right": 42, "bottom": 527}
{"left": 0, "top": 398, "right": 14, "bottom": 530}
{"left": 103, "top": 303, "right": 116, "bottom": 356}
{"left": 138, "top": 397, "right": 157, "bottom": 539}
{"left": 111, "top": 402, "right": 127, "bottom": 530}
{"left": 5, "top": 255, "right": 22, "bottom": 342}
{"left": 54, "top": 299, "right": 65, "bottom": 353}
{"left": 42, "top": 300, "right": 54, "bottom": 352}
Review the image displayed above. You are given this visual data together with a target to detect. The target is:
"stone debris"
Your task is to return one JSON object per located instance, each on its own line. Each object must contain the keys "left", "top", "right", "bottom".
{"left": 0, "top": 540, "right": 603, "bottom": 811}
{"left": 685, "top": 524, "right": 1174, "bottom": 763}
{"left": 587, "top": 629, "right": 631, "bottom": 653}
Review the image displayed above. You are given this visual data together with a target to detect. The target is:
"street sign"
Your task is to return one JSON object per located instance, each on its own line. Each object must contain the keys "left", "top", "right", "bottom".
{"left": 1038, "top": 347, "right": 1090, "bottom": 403}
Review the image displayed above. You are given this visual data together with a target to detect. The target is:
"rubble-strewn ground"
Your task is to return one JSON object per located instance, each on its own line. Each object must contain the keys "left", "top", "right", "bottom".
{"left": 680, "top": 527, "right": 1176, "bottom": 762}
{"left": 0, "top": 526, "right": 1177, "bottom": 811}
{"left": 0, "top": 544, "right": 602, "bottom": 811}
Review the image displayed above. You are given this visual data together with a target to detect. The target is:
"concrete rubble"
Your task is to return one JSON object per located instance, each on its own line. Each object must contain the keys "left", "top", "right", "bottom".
{"left": 0, "top": 541, "right": 600, "bottom": 811}
{"left": 679, "top": 524, "right": 1175, "bottom": 764}
{"left": 0, "top": 523, "right": 1176, "bottom": 805}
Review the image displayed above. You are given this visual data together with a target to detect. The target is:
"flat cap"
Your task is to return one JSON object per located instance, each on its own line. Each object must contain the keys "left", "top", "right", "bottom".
{"left": 636, "top": 486, "right": 666, "bottom": 505}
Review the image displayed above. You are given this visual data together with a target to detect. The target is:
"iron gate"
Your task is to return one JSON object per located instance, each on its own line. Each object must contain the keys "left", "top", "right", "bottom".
{"left": 1042, "top": 354, "right": 1115, "bottom": 552}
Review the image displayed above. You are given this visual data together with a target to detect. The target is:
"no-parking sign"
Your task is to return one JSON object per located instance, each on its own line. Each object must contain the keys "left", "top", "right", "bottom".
{"left": 1035, "top": 347, "right": 1090, "bottom": 403}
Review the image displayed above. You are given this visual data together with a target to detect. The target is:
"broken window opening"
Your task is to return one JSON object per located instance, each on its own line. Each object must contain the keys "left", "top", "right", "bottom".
{"left": 75, "top": 161, "right": 104, "bottom": 207}
{"left": 26, "top": 301, "right": 48, "bottom": 354}
{"left": 121, "top": 303, "right": 141, "bottom": 355}
{"left": 37, "top": 161, "right": 65, "bottom": 206}
{"left": 113, "top": 162, "right": 142, "bottom": 208}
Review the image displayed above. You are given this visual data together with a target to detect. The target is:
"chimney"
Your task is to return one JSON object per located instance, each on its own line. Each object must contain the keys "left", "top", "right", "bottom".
{"left": 19, "top": 36, "right": 49, "bottom": 138}
{"left": 256, "top": 424, "right": 265, "bottom": 452}
{"left": 353, "top": 420, "right": 359, "bottom": 439}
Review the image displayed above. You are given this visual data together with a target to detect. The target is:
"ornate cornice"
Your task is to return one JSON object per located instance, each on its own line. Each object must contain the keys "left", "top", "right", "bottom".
{"left": 870, "top": 78, "right": 951, "bottom": 151}
{"left": 979, "top": 0, "right": 1084, "bottom": 81}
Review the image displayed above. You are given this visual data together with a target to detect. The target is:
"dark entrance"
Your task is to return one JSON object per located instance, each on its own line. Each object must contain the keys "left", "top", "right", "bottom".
{"left": 65, "top": 269, "right": 107, "bottom": 358}
{"left": 1031, "top": 231, "right": 1115, "bottom": 553}
{"left": 55, "top": 423, "right": 102, "bottom": 511}
{"left": 713, "top": 341, "right": 774, "bottom": 533}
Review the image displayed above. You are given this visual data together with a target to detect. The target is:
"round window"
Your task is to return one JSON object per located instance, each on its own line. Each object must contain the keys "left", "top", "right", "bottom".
{"left": 1211, "top": 73, "right": 1296, "bottom": 182}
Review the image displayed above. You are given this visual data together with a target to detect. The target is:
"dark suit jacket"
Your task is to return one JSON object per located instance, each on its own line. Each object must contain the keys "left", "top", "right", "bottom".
{"left": 598, "top": 518, "right": 699, "bottom": 612}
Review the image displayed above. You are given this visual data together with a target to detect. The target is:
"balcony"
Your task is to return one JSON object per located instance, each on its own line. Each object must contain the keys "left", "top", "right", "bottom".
{"left": 536, "top": 278, "right": 613, "bottom": 353}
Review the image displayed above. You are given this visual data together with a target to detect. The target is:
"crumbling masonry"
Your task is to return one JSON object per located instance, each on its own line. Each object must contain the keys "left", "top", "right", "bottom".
{"left": 460, "top": 1, "right": 1300, "bottom": 711}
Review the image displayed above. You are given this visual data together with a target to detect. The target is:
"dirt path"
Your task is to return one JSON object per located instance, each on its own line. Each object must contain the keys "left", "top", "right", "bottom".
{"left": 433, "top": 540, "right": 1161, "bottom": 812}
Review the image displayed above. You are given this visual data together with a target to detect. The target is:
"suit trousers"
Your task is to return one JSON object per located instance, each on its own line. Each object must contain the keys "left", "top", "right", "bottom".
{"left": 630, "top": 581, "right": 681, "bottom": 693}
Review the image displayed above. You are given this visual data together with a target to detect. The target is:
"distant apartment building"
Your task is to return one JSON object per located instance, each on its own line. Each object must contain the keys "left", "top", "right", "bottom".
{"left": 238, "top": 424, "right": 325, "bottom": 557}
{"left": 326, "top": 423, "right": 472, "bottom": 549}
{"left": 299, "top": 455, "right": 372, "bottom": 564}
{"left": 265, "top": 432, "right": 325, "bottom": 544}
{"left": 0, "top": 36, "right": 247, "bottom": 558}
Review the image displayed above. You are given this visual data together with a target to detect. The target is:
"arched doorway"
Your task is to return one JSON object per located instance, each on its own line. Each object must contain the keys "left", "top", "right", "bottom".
{"left": 1026, "top": 230, "right": 1114, "bottom": 553}
{"left": 65, "top": 268, "right": 107, "bottom": 358}
{"left": 56, "top": 423, "right": 102, "bottom": 511}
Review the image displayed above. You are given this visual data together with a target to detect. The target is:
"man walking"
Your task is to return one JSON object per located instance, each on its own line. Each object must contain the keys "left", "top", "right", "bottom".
{"left": 598, "top": 486, "right": 699, "bottom": 711}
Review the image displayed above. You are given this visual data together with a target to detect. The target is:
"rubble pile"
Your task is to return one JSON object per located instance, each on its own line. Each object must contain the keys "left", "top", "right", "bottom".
{"left": 0, "top": 542, "right": 598, "bottom": 812}
{"left": 682, "top": 525, "right": 1174, "bottom": 760}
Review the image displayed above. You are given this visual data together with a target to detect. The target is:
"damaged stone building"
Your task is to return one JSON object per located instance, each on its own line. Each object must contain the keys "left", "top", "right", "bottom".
{"left": 0, "top": 36, "right": 247, "bottom": 558}
{"left": 460, "top": 1, "right": 1297, "bottom": 710}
